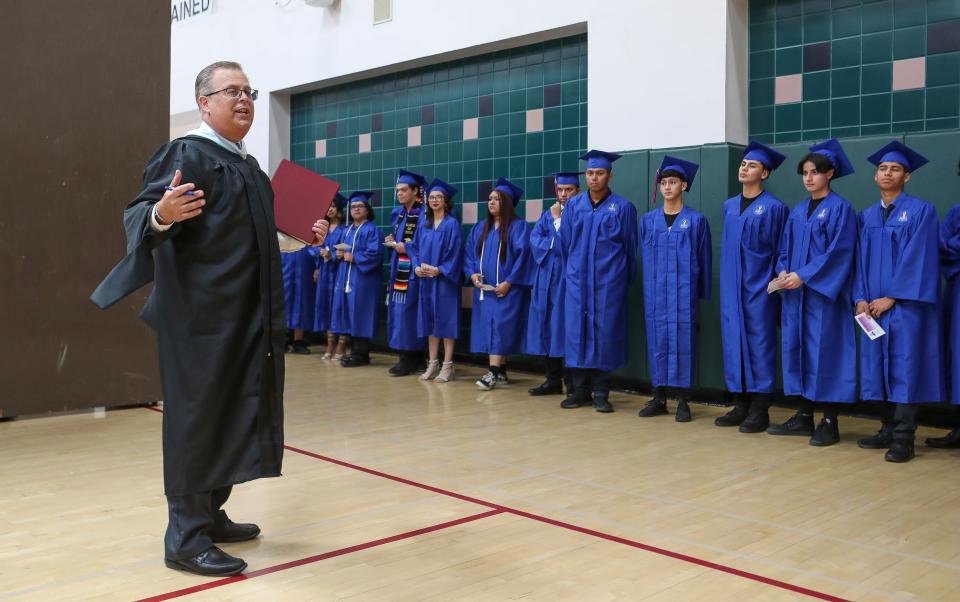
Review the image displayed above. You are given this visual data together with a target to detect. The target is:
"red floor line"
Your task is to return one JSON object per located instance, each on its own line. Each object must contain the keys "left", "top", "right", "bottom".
{"left": 143, "top": 408, "right": 850, "bottom": 601}
{"left": 136, "top": 509, "right": 503, "bottom": 602}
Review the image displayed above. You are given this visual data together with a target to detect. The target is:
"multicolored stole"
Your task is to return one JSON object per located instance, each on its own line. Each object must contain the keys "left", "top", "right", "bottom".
{"left": 391, "top": 202, "right": 422, "bottom": 304}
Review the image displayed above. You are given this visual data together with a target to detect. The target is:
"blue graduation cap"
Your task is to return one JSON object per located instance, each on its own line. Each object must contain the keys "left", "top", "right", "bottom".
{"left": 580, "top": 149, "right": 622, "bottom": 170}
{"left": 348, "top": 191, "right": 375, "bottom": 205}
{"left": 657, "top": 155, "right": 700, "bottom": 191}
{"left": 553, "top": 172, "right": 581, "bottom": 186}
{"left": 866, "top": 140, "right": 929, "bottom": 172}
{"left": 426, "top": 178, "right": 458, "bottom": 200}
{"left": 333, "top": 192, "right": 347, "bottom": 211}
{"left": 743, "top": 140, "right": 787, "bottom": 171}
{"left": 494, "top": 177, "right": 523, "bottom": 206}
{"left": 808, "top": 138, "right": 855, "bottom": 179}
{"left": 396, "top": 169, "right": 427, "bottom": 188}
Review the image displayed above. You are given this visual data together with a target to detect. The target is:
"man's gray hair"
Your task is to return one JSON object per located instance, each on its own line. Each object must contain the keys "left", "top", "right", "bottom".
{"left": 195, "top": 61, "right": 244, "bottom": 106}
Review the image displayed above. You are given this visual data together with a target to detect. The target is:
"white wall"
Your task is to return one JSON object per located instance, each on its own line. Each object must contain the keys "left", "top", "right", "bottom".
{"left": 171, "top": 0, "right": 747, "bottom": 173}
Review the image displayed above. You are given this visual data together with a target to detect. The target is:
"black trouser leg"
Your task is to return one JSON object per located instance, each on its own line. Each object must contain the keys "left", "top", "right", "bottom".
{"left": 165, "top": 491, "right": 219, "bottom": 560}
{"left": 569, "top": 368, "right": 589, "bottom": 395}
{"left": 591, "top": 370, "right": 612, "bottom": 398}
{"left": 353, "top": 337, "right": 370, "bottom": 359}
{"left": 892, "top": 404, "right": 919, "bottom": 443}
{"left": 210, "top": 485, "right": 234, "bottom": 531}
{"left": 545, "top": 356, "right": 564, "bottom": 386}
{"left": 653, "top": 386, "right": 668, "bottom": 402}
{"left": 798, "top": 397, "right": 815, "bottom": 415}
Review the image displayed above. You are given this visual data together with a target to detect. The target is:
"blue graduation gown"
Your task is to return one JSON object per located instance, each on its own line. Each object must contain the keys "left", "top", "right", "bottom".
{"left": 284, "top": 246, "right": 318, "bottom": 330}
{"left": 940, "top": 205, "right": 960, "bottom": 404}
{"left": 560, "top": 192, "right": 638, "bottom": 371}
{"left": 719, "top": 192, "right": 788, "bottom": 394}
{"left": 330, "top": 221, "right": 382, "bottom": 338}
{"left": 777, "top": 192, "right": 857, "bottom": 403}
{"left": 524, "top": 209, "right": 566, "bottom": 358}
{"left": 313, "top": 225, "right": 344, "bottom": 332}
{"left": 408, "top": 214, "right": 463, "bottom": 339}
{"left": 640, "top": 206, "right": 712, "bottom": 388}
{"left": 464, "top": 219, "right": 531, "bottom": 355}
{"left": 386, "top": 205, "right": 427, "bottom": 351}
{"left": 855, "top": 194, "right": 944, "bottom": 404}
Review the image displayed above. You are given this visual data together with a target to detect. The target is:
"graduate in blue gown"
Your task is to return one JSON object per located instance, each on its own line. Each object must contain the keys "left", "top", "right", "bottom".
{"left": 637, "top": 156, "right": 712, "bottom": 423}
{"left": 767, "top": 139, "right": 857, "bottom": 446}
{"left": 409, "top": 178, "right": 463, "bottom": 383}
{"left": 926, "top": 201, "right": 960, "bottom": 449}
{"left": 715, "top": 142, "right": 789, "bottom": 433}
{"left": 853, "top": 140, "right": 944, "bottom": 462}
{"left": 284, "top": 242, "right": 318, "bottom": 353}
{"left": 465, "top": 177, "right": 532, "bottom": 390}
{"left": 330, "top": 191, "right": 382, "bottom": 367}
{"left": 313, "top": 194, "right": 348, "bottom": 359}
{"left": 524, "top": 172, "right": 580, "bottom": 397}
{"left": 281, "top": 247, "right": 297, "bottom": 351}
{"left": 559, "top": 150, "right": 638, "bottom": 413}
{"left": 385, "top": 170, "right": 428, "bottom": 376}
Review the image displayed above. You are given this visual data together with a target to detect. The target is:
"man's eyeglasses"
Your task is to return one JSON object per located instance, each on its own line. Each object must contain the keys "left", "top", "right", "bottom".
{"left": 203, "top": 87, "right": 259, "bottom": 101}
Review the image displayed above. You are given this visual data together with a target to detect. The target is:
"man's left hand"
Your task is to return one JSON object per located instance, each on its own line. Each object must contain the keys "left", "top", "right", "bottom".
{"left": 869, "top": 297, "right": 896, "bottom": 317}
{"left": 393, "top": 242, "right": 406, "bottom": 254}
{"left": 780, "top": 272, "right": 804, "bottom": 290}
{"left": 343, "top": 251, "right": 354, "bottom": 263}
{"left": 494, "top": 281, "right": 511, "bottom": 297}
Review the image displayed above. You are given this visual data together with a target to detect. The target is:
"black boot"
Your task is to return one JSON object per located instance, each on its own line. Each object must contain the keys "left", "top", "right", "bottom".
{"left": 809, "top": 416, "right": 840, "bottom": 447}
{"left": 593, "top": 394, "right": 614, "bottom": 413}
{"left": 739, "top": 394, "right": 771, "bottom": 433}
{"left": 858, "top": 425, "right": 894, "bottom": 449}
{"left": 925, "top": 426, "right": 960, "bottom": 448}
{"left": 885, "top": 440, "right": 915, "bottom": 463}
{"left": 715, "top": 394, "right": 749, "bottom": 427}
{"left": 767, "top": 411, "right": 814, "bottom": 436}
{"left": 639, "top": 388, "right": 668, "bottom": 418}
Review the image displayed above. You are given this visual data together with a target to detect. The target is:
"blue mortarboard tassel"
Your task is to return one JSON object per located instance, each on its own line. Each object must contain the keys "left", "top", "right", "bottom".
{"left": 426, "top": 178, "right": 458, "bottom": 201}
{"left": 553, "top": 172, "right": 581, "bottom": 186}
{"left": 494, "top": 177, "right": 524, "bottom": 207}
{"left": 396, "top": 169, "right": 427, "bottom": 188}
{"left": 579, "top": 149, "right": 622, "bottom": 170}
{"left": 866, "top": 140, "right": 929, "bottom": 172}
{"left": 743, "top": 140, "right": 787, "bottom": 171}
{"left": 808, "top": 138, "right": 855, "bottom": 179}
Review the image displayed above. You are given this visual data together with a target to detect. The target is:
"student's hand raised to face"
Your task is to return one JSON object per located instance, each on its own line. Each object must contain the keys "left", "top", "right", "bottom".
{"left": 494, "top": 281, "right": 511, "bottom": 297}
{"left": 312, "top": 219, "right": 329, "bottom": 245}
{"left": 155, "top": 169, "right": 205, "bottom": 224}
{"left": 550, "top": 202, "right": 562, "bottom": 219}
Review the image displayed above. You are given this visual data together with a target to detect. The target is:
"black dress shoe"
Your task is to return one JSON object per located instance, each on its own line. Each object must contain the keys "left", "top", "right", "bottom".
{"left": 593, "top": 396, "right": 614, "bottom": 413}
{"left": 885, "top": 441, "right": 915, "bottom": 463}
{"left": 388, "top": 362, "right": 404, "bottom": 375}
{"left": 638, "top": 398, "right": 668, "bottom": 418}
{"left": 210, "top": 518, "right": 261, "bottom": 543}
{"left": 389, "top": 363, "right": 415, "bottom": 377}
{"left": 340, "top": 354, "right": 371, "bottom": 367}
{"left": 739, "top": 410, "right": 769, "bottom": 433}
{"left": 925, "top": 426, "right": 960, "bottom": 448}
{"left": 291, "top": 340, "right": 311, "bottom": 355}
{"left": 164, "top": 546, "right": 247, "bottom": 576}
{"left": 529, "top": 381, "right": 564, "bottom": 396}
{"left": 675, "top": 400, "right": 692, "bottom": 423}
{"left": 858, "top": 429, "right": 893, "bottom": 449}
{"left": 809, "top": 417, "right": 840, "bottom": 447}
{"left": 560, "top": 392, "right": 588, "bottom": 409}
{"left": 714, "top": 403, "right": 748, "bottom": 427}
{"left": 767, "top": 412, "right": 814, "bottom": 436}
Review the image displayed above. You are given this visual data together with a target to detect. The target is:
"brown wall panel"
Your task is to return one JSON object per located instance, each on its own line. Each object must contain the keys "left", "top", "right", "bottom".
{"left": 0, "top": 1, "right": 170, "bottom": 416}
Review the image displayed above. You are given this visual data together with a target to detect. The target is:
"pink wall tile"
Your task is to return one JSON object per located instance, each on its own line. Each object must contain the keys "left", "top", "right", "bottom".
{"left": 526, "top": 108, "right": 544, "bottom": 132}
{"left": 463, "top": 117, "right": 479, "bottom": 140}
{"left": 774, "top": 74, "right": 802, "bottom": 104}
{"left": 525, "top": 199, "right": 543, "bottom": 222}
{"left": 314, "top": 139, "right": 326, "bottom": 158}
{"left": 407, "top": 125, "right": 421, "bottom": 147}
{"left": 462, "top": 201, "right": 478, "bottom": 224}
{"left": 358, "top": 132, "right": 371, "bottom": 153}
{"left": 892, "top": 57, "right": 926, "bottom": 91}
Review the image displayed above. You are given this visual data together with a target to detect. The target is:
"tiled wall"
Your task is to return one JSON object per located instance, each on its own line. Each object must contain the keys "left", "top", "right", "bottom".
{"left": 749, "top": 0, "right": 960, "bottom": 143}
{"left": 290, "top": 34, "right": 588, "bottom": 235}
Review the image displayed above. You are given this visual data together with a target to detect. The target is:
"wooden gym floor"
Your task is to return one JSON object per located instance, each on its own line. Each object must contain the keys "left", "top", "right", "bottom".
{"left": 2, "top": 352, "right": 960, "bottom": 601}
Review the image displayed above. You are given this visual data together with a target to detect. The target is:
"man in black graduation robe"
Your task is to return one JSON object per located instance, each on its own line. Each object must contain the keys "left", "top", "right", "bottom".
{"left": 92, "top": 62, "right": 288, "bottom": 576}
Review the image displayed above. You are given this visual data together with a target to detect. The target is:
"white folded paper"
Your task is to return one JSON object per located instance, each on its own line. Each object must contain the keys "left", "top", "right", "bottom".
{"left": 334, "top": 243, "right": 351, "bottom": 250}
{"left": 767, "top": 278, "right": 783, "bottom": 294}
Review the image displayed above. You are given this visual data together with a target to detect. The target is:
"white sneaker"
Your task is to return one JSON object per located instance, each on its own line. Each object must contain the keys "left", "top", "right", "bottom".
{"left": 420, "top": 360, "right": 440, "bottom": 381}
{"left": 476, "top": 371, "right": 497, "bottom": 390}
{"left": 435, "top": 362, "right": 455, "bottom": 382}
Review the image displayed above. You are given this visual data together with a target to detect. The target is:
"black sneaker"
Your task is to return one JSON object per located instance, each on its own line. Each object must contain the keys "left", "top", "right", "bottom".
{"left": 715, "top": 403, "right": 748, "bottom": 427}
{"left": 809, "top": 417, "right": 840, "bottom": 447}
{"left": 638, "top": 398, "right": 668, "bottom": 418}
{"left": 476, "top": 371, "right": 497, "bottom": 391}
{"left": 291, "top": 340, "right": 311, "bottom": 355}
{"left": 496, "top": 372, "right": 510, "bottom": 386}
{"left": 884, "top": 441, "right": 915, "bottom": 463}
{"left": 925, "top": 427, "right": 960, "bottom": 449}
{"left": 767, "top": 412, "right": 815, "bottom": 436}
{"left": 738, "top": 410, "right": 770, "bottom": 433}
{"left": 675, "top": 399, "right": 692, "bottom": 422}
{"left": 340, "top": 354, "right": 370, "bottom": 367}
{"left": 593, "top": 396, "right": 614, "bottom": 413}
{"left": 858, "top": 429, "right": 893, "bottom": 449}
{"left": 529, "top": 381, "right": 564, "bottom": 396}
